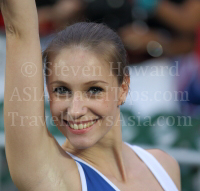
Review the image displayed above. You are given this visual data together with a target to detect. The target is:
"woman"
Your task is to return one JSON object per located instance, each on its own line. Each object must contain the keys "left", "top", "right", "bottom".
{"left": 2, "top": 0, "right": 181, "bottom": 190}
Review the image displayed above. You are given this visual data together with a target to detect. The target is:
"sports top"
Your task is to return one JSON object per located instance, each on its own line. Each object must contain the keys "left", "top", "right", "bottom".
{"left": 66, "top": 142, "right": 179, "bottom": 191}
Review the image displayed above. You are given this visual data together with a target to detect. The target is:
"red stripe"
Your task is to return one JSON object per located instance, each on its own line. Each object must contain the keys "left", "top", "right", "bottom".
{"left": 196, "top": 26, "right": 200, "bottom": 58}
{"left": 0, "top": 13, "right": 4, "bottom": 28}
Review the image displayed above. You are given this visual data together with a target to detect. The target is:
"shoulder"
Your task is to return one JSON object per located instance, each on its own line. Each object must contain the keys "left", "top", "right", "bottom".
{"left": 146, "top": 148, "right": 181, "bottom": 191}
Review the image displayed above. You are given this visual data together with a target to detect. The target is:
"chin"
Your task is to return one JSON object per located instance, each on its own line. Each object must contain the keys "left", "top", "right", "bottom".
{"left": 67, "top": 136, "right": 98, "bottom": 150}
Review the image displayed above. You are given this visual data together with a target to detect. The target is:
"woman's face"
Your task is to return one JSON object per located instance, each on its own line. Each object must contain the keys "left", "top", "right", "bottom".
{"left": 47, "top": 47, "right": 124, "bottom": 149}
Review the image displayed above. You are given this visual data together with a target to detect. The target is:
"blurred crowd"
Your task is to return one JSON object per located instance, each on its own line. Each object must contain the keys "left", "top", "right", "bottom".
{"left": 0, "top": 1, "right": 200, "bottom": 190}
{"left": 0, "top": 0, "right": 200, "bottom": 115}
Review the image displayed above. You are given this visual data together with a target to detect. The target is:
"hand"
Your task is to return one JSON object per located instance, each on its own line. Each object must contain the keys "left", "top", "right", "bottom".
{"left": 118, "top": 24, "right": 163, "bottom": 52}
{"left": 51, "top": 0, "right": 83, "bottom": 22}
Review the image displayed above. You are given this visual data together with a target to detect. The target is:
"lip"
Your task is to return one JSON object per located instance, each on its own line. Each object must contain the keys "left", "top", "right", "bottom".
{"left": 64, "top": 119, "right": 99, "bottom": 135}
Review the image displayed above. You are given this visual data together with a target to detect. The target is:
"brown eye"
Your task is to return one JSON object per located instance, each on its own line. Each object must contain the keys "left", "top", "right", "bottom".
{"left": 53, "top": 86, "right": 71, "bottom": 95}
{"left": 88, "top": 87, "right": 103, "bottom": 95}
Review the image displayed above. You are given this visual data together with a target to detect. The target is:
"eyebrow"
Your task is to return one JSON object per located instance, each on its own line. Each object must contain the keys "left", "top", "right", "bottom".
{"left": 49, "top": 80, "right": 109, "bottom": 86}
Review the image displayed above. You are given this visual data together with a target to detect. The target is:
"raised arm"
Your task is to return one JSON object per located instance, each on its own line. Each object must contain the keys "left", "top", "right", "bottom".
{"left": 2, "top": 0, "right": 55, "bottom": 189}
{"left": 1, "top": 0, "right": 39, "bottom": 37}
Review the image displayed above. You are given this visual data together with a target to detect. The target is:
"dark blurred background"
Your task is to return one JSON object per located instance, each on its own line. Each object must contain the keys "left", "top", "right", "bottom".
{"left": 0, "top": 0, "right": 200, "bottom": 190}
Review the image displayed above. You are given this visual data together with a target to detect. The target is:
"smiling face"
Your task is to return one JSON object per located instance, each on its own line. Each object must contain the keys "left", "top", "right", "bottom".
{"left": 46, "top": 46, "right": 127, "bottom": 149}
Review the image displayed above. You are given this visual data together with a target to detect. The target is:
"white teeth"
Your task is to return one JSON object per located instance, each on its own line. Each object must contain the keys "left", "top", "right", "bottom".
{"left": 74, "top": 124, "right": 78, "bottom": 130}
{"left": 68, "top": 120, "right": 97, "bottom": 130}
{"left": 83, "top": 123, "right": 87, "bottom": 129}
{"left": 78, "top": 124, "right": 83, "bottom": 130}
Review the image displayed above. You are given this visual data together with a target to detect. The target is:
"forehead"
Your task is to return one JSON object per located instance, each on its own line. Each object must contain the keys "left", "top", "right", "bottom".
{"left": 55, "top": 47, "right": 106, "bottom": 67}
{"left": 48, "top": 47, "right": 117, "bottom": 85}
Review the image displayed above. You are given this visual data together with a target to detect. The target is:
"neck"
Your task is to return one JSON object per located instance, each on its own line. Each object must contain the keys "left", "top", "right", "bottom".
{"left": 63, "top": 112, "right": 128, "bottom": 183}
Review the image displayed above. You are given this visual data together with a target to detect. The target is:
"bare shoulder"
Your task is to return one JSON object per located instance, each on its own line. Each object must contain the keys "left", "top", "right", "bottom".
{"left": 146, "top": 148, "right": 181, "bottom": 191}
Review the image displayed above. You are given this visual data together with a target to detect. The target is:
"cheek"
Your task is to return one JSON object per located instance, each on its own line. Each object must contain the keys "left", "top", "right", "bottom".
{"left": 50, "top": 100, "right": 66, "bottom": 117}
{"left": 48, "top": 91, "right": 118, "bottom": 118}
{"left": 93, "top": 93, "right": 118, "bottom": 116}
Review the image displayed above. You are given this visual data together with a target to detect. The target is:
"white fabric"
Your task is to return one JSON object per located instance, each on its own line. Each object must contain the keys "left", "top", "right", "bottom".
{"left": 125, "top": 143, "right": 179, "bottom": 191}
{"left": 75, "top": 161, "right": 88, "bottom": 191}
{"left": 67, "top": 143, "right": 179, "bottom": 191}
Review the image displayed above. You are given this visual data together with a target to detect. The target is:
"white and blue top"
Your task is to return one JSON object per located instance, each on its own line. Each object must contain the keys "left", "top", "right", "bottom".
{"left": 66, "top": 142, "right": 179, "bottom": 191}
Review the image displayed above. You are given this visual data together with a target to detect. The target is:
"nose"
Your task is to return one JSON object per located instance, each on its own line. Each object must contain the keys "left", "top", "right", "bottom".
{"left": 67, "top": 91, "right": 87, "bottom": 120}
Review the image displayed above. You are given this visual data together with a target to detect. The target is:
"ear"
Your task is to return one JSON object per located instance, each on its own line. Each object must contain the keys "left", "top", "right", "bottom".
{"left": 117, "top": 75, "right": 130, "bottom": 106}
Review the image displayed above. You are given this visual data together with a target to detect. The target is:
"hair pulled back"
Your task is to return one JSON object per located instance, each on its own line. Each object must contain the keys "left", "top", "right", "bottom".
{"left": 43, "top": 22, "right": 130, "bottom": 86}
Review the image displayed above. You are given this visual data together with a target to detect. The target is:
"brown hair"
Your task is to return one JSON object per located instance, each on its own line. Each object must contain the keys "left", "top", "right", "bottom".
{"left": 43, "top": 22, "right": 130, "bottom": 86}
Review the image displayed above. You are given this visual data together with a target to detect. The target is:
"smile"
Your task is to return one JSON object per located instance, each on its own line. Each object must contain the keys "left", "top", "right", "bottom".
{"left": 64, "top": 119, "right": 98, "bottom": 130}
